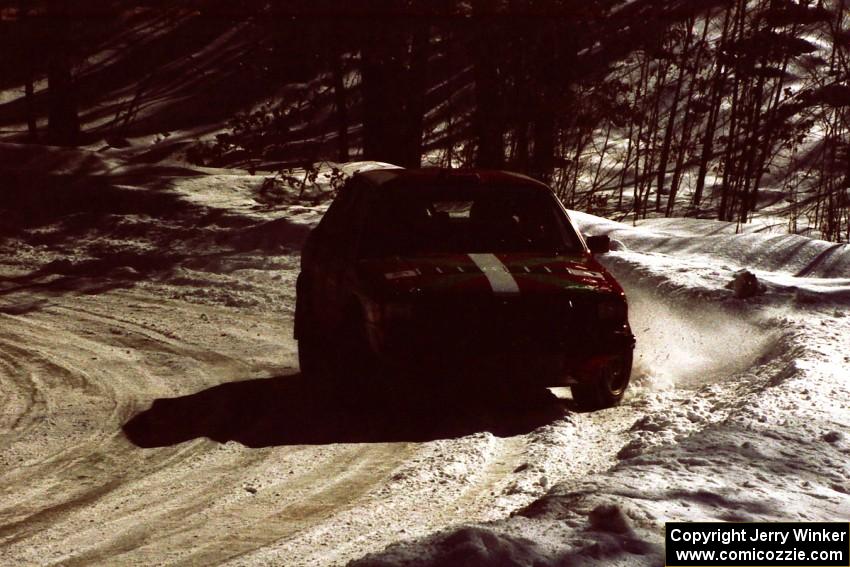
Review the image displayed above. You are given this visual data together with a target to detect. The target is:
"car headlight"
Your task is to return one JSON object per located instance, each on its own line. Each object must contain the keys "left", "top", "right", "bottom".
{"left": 383, "top": 302, "right": 414, "bottom": 321}
{"left": 598, "top": 298, "right": 627, "bottom": 321}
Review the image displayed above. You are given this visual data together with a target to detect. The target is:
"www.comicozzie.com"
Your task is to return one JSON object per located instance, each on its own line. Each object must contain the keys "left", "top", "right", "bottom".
{"left": 665, "top": 522, "right": 850, "bottom": 566}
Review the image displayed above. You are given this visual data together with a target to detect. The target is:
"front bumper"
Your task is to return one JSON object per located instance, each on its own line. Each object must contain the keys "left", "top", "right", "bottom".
{"left": 366, "top": 314, "right": 634, "bottom": 386}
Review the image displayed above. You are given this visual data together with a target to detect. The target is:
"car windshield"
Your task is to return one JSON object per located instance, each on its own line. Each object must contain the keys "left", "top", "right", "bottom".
{"left": 359, "top": 185, "right": 580, "bottom": 257}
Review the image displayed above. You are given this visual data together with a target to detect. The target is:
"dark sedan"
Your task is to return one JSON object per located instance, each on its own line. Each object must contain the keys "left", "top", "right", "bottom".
{"left": 295, "top": 168, "right": 635, "bottom": 409}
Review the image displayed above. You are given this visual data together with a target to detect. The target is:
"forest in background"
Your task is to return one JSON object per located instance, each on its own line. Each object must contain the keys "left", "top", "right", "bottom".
{"left": 1, "top": 0, "right": 849, "bottom": 242}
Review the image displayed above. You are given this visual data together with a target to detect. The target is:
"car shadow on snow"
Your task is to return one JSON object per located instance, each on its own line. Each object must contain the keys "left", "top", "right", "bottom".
{"left": 122, "top": 372, "right": 568, "bottom": 448}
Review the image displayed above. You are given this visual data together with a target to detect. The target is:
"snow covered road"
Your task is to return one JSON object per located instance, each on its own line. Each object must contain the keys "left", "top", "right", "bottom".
{"left": 0, "top": 283, "right": 634, "bottom": 566}
{"left": 0, "top": 150, "right": 848, "bottom": 566}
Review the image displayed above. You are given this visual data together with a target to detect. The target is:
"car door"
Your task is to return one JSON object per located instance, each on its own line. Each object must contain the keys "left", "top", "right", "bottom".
{"left": 309, "top": 180, "right": 364, "bottom": 331}
{"left": 323, "top": 179, "right": 372, "bottom": 329}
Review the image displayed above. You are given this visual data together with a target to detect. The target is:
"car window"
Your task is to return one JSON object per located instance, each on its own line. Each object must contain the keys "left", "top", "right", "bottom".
{"left": 312, "top": 179, "right": 374, "bottom": 264}
{"left": 359, "top": 186, "right": 581, "bottom": 257}
{"left": 317, "top": 186, "right": 354, "bottom": 234}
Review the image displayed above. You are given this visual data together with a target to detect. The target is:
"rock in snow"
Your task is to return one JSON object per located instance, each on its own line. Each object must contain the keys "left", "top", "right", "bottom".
{"left": 726, "top": 269, "right": 765, "bottom": 298}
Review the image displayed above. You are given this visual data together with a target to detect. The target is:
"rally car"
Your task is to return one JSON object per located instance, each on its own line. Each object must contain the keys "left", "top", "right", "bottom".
{"left": 294, "top": 168, "right": 635, "bottom": 409}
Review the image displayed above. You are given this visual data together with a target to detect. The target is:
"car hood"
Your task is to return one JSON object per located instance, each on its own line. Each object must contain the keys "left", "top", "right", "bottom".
{"left": 358, "top": 253, "right": 623, "bottom": 298}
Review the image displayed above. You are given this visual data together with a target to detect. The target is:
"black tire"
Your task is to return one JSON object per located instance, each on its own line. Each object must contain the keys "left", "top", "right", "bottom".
{"left": 331, "top": 308, "right": 381, "bottom": 399}
{"left": 297, "top": 333, "right": 324, "bottom": 378}
{"left": 570, "top": 351, "right": 632, "bottom": 410}
{"left": 295, "top": 278, "right": 325, "bottom": 380}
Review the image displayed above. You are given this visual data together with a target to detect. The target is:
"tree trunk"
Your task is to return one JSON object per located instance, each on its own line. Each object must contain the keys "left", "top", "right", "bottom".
{"left": 472, "top": 9, "right": 504, "bottom": 168}
{"left": 618, "top": 120, "right": 634, "bottom": 209}
{"left": 530, "top": 25, "right": 563, "bottom": 183}
{"left": 656, "top": 21, "right": 694, "bottom": 211}
{"left": 642, "top": 59, "right": 669, "bottom": 217}
{"left": 331, "top": 51, "right": 349, "bottom": 162}
{"left": 18, "top": 0, "right": 38, "bottom": 141}
{"left": 531, "top": 108, "right": 556, "bottom": 183}
{"left": 24, "top": 77, "right": 37, "bottom": 140}
{"left": 403, "top": 24, "right": 429, "bottom": 167}
{"left": 737, "top": 69, "right": 768, "bottom": 226}
{"left": 632, "top": 54, "right": 651, "bottom": 222}
{"left": 693, "top": 4, "right": 734, "bottom": 210}
{"left": 718, "top": 76, "right": 741, "bottom": 221}
{"left": 359, "top": 25, "right": 414, "bottom": 166}
{"left": 667, "top": 13, "right": 711, "bottom": 216}
{"left": 47, "top": 51, "right": 79, "bottom": 146}
{"left": 718, "top": 0, "right": 748, "bottom": 221}
{"left": 46, "top": 0, "right": 79, "bottom": 146}
{"left": 591, "top": 121, "right": 613, "bottom": 191}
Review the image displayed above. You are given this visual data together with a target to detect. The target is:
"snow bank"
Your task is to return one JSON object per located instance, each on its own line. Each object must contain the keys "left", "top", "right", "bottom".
{"left": 571, "top": 211, "right": 850, "bottom": 300}
{"left": 0, "top": 145, "right": 398, "bottom": 312}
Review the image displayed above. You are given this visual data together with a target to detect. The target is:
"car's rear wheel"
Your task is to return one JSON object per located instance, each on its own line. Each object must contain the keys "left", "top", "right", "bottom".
{"left": 570, "top": 351, "right": 632, "bottom": 410}
{"left": 330, "top": 308, "right": 382, "bottom": 400}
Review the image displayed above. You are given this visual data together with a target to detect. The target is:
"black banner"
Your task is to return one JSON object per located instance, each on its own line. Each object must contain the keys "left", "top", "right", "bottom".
{"left": 666, "top": 522, "right": 850, "bottom": 566}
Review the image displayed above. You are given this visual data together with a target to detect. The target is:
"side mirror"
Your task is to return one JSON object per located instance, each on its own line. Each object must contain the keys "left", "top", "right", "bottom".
{"left": 586, "top": 234, "right": 610, "bottom": 254}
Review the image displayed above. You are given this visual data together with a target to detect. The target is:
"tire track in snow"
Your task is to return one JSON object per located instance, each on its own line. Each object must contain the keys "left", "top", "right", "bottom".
{"left": 0, "top": 290, "right": 426, "bottom": 566}
{"left": 0, "top": 293, "right": 266, "bottom": 562}
{"left": 171, "top": 444, "right": 417, "bottom": 567}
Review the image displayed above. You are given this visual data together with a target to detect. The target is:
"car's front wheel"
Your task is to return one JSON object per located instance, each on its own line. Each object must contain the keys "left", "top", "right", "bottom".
{"left": 298, "top": 332, "right": 324, "bottom": 378}
{"left": 570, "top": 351, "right": 632, "bottom": 410}
{"left": 327, "top": 308, "right": 383, "bottom": 397}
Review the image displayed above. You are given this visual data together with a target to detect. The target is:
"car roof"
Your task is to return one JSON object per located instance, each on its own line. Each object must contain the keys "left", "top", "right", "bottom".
{"left": 352, "top": 168, "right": 551, "bottom": 192}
